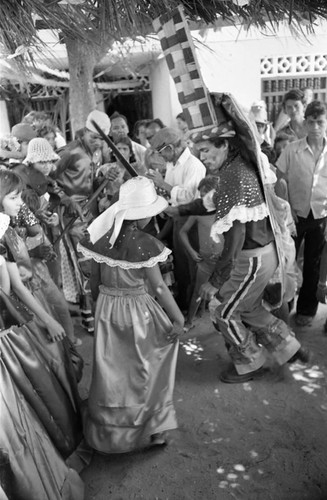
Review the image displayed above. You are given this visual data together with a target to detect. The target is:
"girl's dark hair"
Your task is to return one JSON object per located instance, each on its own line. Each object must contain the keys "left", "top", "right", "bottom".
{"left": 198, "top": 175, "right": 218, "bottom": 192}
{"left": 37, "top": 125, "right": 56, "bottom": 138}
{"left": 0, "top": 170, "right": 23, "bottom": 208}
{"left": 132, "top": 119, "right": 150, "bottom": 142}
{"left": 112, "top": 136, "right": 136, "bottom": 163}
{"left": 146, "top": 118, "right": 165, "bottom": 129}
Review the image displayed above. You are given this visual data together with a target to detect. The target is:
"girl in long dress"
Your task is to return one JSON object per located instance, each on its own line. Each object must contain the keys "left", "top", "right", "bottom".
{"left": 0, "top": 212, "right": 84, "bottom": 500}
{"left": 78, "top": 176, "right": 184, "bottom": 453}
{"left": 0, "top": 171, "right": 83, "bottom": 459}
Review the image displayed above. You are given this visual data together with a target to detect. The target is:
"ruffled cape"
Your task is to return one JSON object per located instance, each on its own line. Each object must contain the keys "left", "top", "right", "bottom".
{"left": 210, "top": 154, "right": 269, "bottom": 241}
{"left": 78, "top": 222, "right": 171, "bottom": 270}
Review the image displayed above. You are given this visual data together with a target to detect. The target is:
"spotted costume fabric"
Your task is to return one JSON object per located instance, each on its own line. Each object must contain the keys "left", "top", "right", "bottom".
{"left": 211, "top": 154, "right": 269, "bottom": 240}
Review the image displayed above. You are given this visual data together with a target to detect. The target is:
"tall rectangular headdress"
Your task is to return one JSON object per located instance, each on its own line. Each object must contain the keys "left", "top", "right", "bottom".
{"left": 153, "top": 6, "right": 217, "bottom": 131}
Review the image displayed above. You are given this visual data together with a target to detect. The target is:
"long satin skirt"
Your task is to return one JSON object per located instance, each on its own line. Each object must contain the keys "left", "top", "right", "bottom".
{"left": 0, "top": 324, "right": 82, "bottom": 458}
{"left": 0, "top": 326, "right": 84, "bottom": 500}
{"left": 85, "top": 286, "right": 179, "bottom": 453}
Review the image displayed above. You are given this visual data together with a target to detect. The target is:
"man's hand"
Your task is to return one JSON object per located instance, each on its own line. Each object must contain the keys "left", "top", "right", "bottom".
{"left": 199, "top": 282, "right": 219, "bottom": 301}
{"left": 97, "top": 164, "right": 121, "bottom": 182}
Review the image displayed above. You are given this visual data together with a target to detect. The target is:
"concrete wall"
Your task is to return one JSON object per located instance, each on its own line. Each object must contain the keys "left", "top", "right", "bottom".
{"left": 149, "top": 20, "right": 327, "bottom": 126}
{"left": 195, "top": 21, "right": 327, "bottom": 109}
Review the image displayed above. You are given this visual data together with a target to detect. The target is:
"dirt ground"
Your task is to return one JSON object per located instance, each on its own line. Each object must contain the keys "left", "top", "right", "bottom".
{"left": 74, "top": 303, "right": 327, "bottom": 500}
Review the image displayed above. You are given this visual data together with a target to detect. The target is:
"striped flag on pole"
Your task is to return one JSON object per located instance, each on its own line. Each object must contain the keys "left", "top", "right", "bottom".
{"left": 153, "top": 6, "right": 217, "bottom": 131}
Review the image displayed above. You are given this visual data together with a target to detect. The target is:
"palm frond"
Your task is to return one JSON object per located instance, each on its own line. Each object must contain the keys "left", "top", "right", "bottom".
{"left": 1, "top": 0, "right": 327, "bottom": 60}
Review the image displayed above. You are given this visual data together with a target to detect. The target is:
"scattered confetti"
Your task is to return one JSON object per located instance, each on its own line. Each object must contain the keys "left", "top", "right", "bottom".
{"left": 293, "top": 373, "right": 311, "bottom": 382}
{"left": 306, "top": 371, "right": 324, "bottom": 379}
{"left": 301, "top": 386, "right": 315, "bottom": 394}
{"left": 242, "top": 383, "right": 252, "bottom": 391}
{"left": 234, "top": 464, "right": 245, "bottom": 472}
{"left": 180, "top": 338, "right": 204, "bottom": 361}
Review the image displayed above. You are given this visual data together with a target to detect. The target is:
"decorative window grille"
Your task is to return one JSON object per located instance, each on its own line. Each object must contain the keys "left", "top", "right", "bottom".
{"left": 260, "top": 54, "right": 327, "bottom": 124}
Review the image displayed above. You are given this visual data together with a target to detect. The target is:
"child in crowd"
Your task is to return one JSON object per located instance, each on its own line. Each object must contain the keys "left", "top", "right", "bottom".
{"left": 180, "top": 176, "right": 224, "bottom": 330}
{"left": 78, "top": 176, "right": 184, "bottom": 453}
{"left": 273, "top": 132, "right": 292, "bottom": 160}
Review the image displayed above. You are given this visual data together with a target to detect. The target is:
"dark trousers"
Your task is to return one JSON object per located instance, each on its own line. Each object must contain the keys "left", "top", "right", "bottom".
{"left": 295, "top": 212, "right": 326, "bottom": 317}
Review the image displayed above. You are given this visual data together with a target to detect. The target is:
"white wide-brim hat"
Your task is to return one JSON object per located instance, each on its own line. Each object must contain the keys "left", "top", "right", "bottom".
{"left": 88, "top": 176, "right": 168, "bottom": 244}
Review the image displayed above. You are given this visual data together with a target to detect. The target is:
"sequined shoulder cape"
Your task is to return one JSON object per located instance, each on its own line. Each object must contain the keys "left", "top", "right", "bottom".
{"left": 78, "top": 222, "right": 171, "bottom": 269}
{"left": 210, "top": 154, "right": 269, "bottom": 240}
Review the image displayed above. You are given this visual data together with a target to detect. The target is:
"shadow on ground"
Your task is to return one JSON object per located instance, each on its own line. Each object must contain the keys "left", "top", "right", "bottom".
{"left": 74, "top": 303, "right": 327, "bottom": 500}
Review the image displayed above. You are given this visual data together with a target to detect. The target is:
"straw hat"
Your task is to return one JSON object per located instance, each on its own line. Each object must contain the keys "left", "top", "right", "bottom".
{"left": 191, "top": 121, "right": 236, "bottom": 143}
{"left": 24, "top": 138, "right": 59, "bottom": 164}
{"left": 86, "top": 110, "right": 111, "bottom": 136}
{"left": 88, "top": 176, "right": 168, "bottom": 244}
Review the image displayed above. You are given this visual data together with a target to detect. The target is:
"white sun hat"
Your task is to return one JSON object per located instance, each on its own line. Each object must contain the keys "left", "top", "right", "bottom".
{"left": 24, "top": 138, "right": 60, "bottom": 164}
{"left": 88, "top": 176, "right": 168, "bottom": 244}
{"left": 86, "top": 109, "right": 111, "bottom": 136}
